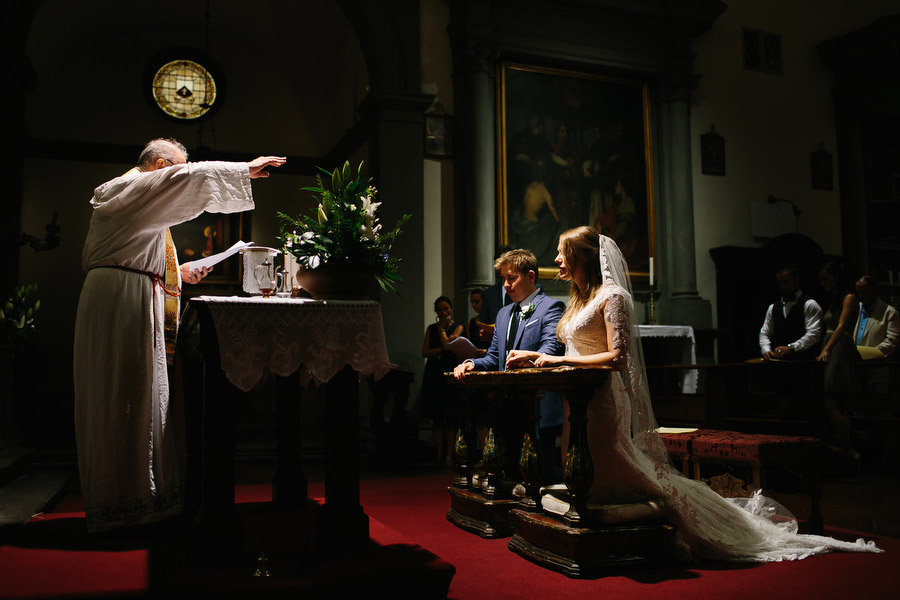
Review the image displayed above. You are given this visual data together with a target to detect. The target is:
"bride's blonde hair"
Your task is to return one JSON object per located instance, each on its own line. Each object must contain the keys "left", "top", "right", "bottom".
{"left": 556, "top": 226, "right": 603, "bottom": 341}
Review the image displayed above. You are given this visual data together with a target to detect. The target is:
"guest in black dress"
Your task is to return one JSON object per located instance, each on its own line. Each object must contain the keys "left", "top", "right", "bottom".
{"left": 816, "top": 262, "right": 860, "bottom": 459}
{"left": 421, "top": 296, "right": 464, "bottom": 466}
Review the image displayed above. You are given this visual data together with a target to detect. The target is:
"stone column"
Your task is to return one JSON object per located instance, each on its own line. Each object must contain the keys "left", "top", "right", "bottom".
{"left": 656, "top": 74, "right": 711, "bottom": 328}
{"left": 360, "top": 89, "right": 435, "bottom": 371}
{"left": 465, "top": 44, "right": 498, "bottom": 288}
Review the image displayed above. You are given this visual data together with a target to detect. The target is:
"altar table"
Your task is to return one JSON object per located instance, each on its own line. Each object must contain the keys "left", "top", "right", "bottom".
{"left": 184, "top": 296, "right": 391, "bottom": 555}
{"left": 638, "top": 324, "right": 698, "bottom": 393}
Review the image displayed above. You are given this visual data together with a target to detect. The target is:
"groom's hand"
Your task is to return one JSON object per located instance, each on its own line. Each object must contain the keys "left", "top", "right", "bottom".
{"left": 506, "top": 350, "right": 540, "bottom": 369}
{"left": 453, "top": 361, "right": 474, "bottom": 380}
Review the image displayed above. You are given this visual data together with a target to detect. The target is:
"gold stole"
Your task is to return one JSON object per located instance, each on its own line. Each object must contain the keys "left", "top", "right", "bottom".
{"left": 163, "top": 228, "right": 180, "bottom": 365}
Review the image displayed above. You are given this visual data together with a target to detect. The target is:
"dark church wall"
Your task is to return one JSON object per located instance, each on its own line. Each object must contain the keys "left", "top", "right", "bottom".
{"left": 10, "top": 1, "right": 435, "bottom": 447}
{"left": 6, "top": 0, "right": 900, "bottom": 452}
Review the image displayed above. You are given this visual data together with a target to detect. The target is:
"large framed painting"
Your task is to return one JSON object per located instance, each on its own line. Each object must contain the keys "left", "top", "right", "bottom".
{"left": 498, "top": 62, "right": 656, "bottom": 279}
{"left": 170, "top": 211, "right": 249, "bottom": 284}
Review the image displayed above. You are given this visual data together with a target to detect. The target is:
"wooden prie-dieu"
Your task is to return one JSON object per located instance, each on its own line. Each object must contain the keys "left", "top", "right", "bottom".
{"left": 446, "top": 367, "right": 679, "bottom": 578}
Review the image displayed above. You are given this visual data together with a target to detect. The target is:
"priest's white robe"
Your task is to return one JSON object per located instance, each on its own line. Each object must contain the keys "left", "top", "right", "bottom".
{"left": 74, "top": 162, "right": 253, "bottom": 532}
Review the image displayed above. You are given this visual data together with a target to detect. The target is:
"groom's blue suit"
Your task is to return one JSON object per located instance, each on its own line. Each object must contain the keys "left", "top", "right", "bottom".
{"left": 470, "top": 289, "right": 565, "bottom": 371}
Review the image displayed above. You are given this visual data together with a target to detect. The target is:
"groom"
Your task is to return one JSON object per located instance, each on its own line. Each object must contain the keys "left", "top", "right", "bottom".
{"left": 453, "top": 248, "right": 565, "bottom": 480}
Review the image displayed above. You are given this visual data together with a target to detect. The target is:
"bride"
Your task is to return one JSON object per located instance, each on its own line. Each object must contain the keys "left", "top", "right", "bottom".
{"left": 506, "top": 226, "right": 880, "bottom": 561}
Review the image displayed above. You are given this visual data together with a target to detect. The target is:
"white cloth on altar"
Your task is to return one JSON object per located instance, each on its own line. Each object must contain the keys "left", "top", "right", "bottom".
{"left": 192, "top": 296, "right": 393, "bottom": 391}
{"left": 73, "top": 162, "right": 253, "bottom": 532}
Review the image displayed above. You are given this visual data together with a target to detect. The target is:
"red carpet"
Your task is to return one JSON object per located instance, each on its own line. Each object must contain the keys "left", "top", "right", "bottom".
{"left": 1, "top": 472, "right": 899, "bottom": 599}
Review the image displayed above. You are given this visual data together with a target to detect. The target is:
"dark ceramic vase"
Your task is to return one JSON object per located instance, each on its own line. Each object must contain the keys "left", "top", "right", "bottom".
{"left": 295, "top": 264, "right": 379, "bottom": 300}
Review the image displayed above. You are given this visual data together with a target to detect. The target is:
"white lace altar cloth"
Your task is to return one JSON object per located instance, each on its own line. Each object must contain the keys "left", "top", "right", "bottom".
{"left": 194, "top": 296, "right": 392, "bottom": 391}
{"left": 638, "top": 324, "right": 698, "bottom": 393}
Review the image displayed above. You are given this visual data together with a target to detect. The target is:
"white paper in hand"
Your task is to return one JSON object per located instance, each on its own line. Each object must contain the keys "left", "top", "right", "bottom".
{"left": 190, "top": 240, "right": 254, "bottom": 270}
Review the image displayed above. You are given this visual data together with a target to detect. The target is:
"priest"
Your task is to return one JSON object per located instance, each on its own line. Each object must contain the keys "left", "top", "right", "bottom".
{"left": 73, "top": 138, "right": 284, "bottom": 533}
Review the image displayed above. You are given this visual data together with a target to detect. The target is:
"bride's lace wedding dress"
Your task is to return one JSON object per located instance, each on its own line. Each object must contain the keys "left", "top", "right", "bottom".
{"left": 552, "top": 277, "right": 881, "bottom": 562}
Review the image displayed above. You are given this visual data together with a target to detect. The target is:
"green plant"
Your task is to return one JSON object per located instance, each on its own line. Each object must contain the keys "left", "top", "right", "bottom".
{"left": 0, "top": 284, "right": 40, "bottom": 354}
{"left": 277, "top": 160, "right": 411, "bottom": 293}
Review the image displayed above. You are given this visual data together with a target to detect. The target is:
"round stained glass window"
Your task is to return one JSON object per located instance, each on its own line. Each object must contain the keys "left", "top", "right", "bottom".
{"left": 151, "top": 59, "right": 217, "bottom": 120}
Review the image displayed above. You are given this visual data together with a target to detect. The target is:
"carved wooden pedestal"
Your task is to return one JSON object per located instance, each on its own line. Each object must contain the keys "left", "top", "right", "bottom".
{"left": 508, "top": 509, "right": 678, "bottom": 578}
{"left": 446, "top": 486, "right": 520, "bottom": 538}
{"left": 448, "top": 367, "right": 681, "bottom": 576}
{"left": 446, "top": 368, "right": 611, "bottom": 539}
{"left": 445, "top": 385, "right": 524, "bottom": 538}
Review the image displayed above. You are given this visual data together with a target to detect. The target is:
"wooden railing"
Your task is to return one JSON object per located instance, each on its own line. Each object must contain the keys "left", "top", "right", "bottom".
{"left": 649, "top": 358, "right": 900, "bottom": 439}
{"left": 648, "top": 361, "right": 827, "bottom": 435}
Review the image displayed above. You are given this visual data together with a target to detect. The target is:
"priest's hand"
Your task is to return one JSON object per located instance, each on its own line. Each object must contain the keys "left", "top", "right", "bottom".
{"left": 181, "top": 263, "right": 212, "bottom": 284}
{"left": 248, "top": 156, "right": 287, "bottom": 179}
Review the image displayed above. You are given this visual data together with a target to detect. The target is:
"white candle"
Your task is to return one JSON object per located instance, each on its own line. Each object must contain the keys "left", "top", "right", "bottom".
{"left": 649, "top": 257, "right": 654, "bottom": 287}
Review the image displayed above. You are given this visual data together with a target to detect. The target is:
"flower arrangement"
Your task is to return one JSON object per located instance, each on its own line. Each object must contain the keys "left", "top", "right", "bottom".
{"left": 277, "top": 161, "right": 410, "bottom": 294}
{"left": 0, "top": 284, "right": 40, "bottom": 354}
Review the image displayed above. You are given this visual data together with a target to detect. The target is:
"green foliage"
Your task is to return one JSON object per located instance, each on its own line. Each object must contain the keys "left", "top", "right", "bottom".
{"left": 1, "top": 284, "right": 40, "bottom": 354}
{"left": 277, "top": 161, "right": 412, "bottom": 293}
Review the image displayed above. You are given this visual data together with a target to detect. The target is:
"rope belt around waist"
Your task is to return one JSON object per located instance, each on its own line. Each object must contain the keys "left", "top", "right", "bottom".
{"left": 91, "top": 264, "right": 182, "bottom": 297}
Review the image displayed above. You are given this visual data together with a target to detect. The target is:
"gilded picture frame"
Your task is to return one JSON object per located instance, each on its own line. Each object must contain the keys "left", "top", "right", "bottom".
{"left": 498, "top": 62, "right": 656, "bottom": 280}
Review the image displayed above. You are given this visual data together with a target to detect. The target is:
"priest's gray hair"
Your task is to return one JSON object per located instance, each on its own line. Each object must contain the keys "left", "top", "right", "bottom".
{"left": 137, "top": 138, "right": 188, "bottom": 168}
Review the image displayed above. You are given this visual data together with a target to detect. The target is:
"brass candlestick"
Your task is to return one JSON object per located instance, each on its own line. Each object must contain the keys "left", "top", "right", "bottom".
{"left": 647, "top": 284, "right": 658, "bottom": 325}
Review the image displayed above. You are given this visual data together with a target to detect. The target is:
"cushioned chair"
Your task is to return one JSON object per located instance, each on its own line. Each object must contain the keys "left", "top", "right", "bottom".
{"left": 659, "top": 428, "right": 824, "bottom": 533}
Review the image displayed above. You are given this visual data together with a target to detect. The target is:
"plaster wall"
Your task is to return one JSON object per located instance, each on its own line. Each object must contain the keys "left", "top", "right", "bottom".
{"left": 690, "top": 0, "right": 899, "bottom": 327}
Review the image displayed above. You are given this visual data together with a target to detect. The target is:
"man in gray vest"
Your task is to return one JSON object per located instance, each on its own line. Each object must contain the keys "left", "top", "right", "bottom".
{"left": 759, "top": 266, "right": 823, "bottom": 361}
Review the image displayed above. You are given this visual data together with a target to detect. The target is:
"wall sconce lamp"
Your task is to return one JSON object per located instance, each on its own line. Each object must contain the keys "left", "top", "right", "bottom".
{"left": 19, "top": 209, "right": 61, "bottom": 252}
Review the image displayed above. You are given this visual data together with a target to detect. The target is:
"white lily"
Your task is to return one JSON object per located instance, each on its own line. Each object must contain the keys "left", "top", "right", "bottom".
{"left": 359, "top": 224, "right": 375, "bottom": 241}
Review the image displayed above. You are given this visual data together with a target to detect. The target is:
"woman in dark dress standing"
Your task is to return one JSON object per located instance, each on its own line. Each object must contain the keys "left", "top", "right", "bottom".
{"left": 816, "top": 261, "right": 860, "bottom": 459}
{"left": 421, "top": 296, "right": 464, "bottom": 466}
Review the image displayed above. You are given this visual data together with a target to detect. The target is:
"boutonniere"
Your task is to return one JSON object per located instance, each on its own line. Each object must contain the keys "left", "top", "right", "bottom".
{"left": 518, "top": 303, "right": 536, "bottom": 320}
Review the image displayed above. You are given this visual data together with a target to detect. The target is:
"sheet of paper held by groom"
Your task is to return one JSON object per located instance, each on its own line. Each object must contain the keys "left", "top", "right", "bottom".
{"left": 190, "top": 240, "right": 253, "bottom": 271}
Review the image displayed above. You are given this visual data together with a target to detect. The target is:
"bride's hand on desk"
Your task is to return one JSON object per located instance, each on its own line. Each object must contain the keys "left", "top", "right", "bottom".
{"left": 533, "top": 354, "right": 564, "bottom": 368}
